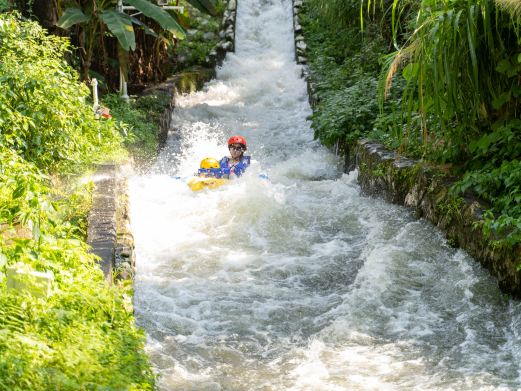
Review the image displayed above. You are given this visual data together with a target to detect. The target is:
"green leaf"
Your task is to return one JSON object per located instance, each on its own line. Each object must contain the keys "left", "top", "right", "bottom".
{"left": 124, "top": 0, "right": 186, "bottom": 39}
{"left": 496, "top": 59, "right": 512, "bottom": 75}
{"left": 13, "top": 183, "right": 25, "bottom": 199}
{"left": 185, "top": 0, "right": 217, "bottom": 16}
{"left": 100, "top": 10, "right": 136, "bottom": 51}
{"left": 130, "top": 16, "right": 158, "bottom": 37}
{"left": 402, "top": 63, "right": 419, "bottom": 81}
{"left": 492, "top": 91, "right": 511, "bottom": 110}
{"left": 57, "top": 8, "right": 91, "bottom": 29}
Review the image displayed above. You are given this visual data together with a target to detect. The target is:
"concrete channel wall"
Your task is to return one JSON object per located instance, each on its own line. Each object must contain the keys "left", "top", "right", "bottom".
{"left": 87, "top": 2, "right": 238, "bottom": 282}
{"left": 291, "top": 0, "right": 521, "bottom": 297}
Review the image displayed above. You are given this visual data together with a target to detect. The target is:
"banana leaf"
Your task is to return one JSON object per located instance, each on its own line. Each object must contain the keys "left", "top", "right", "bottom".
{"left": 56, "top": 7, "right": 91, "bottom": 29}
{"left": 118, "top": 44, "right": 129, "bottom": 82}
{"left": 100, "top": 10, "right": 136, "bottom": 51}
{"left": 125, "top": 0, "right": 186, "bottom": 39}
{"left": 130, "top": 16, "right": 159, "bottom": 37}
{"left": 185, "top": 0, "right": 217, "bottom": 16}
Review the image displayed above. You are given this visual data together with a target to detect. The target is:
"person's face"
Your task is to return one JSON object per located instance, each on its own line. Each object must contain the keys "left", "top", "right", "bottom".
{"left": 229, "top": 143, "right": 245, "bottom": 158}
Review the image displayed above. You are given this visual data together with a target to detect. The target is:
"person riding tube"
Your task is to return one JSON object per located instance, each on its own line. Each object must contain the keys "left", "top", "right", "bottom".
{"left": 220, "top": 135, "right": 251, "bottom": 178}
{"left": 187, "top": 157, "right": 228, "bottom": 191}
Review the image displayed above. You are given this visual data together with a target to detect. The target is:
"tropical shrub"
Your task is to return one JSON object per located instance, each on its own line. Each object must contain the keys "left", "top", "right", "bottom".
{"left": 0, "top": 146, "right": 155, "bottom": 390}
{"left": 174, "top": 0, "right": 222, "bottom": 70}
{"left": 384, "top": 0, "right": 521, "bottom": 158}
{"left": 56, "top": 0, "right": 217, "bottom": 84}
{"left": 381, "top": 0, "right": 521, "bottom": 247}
{"left": 0, "top": 13, "right": 125, "bottom": 172}
{"left": 300, "top": 2, "right": 388, "bottom": 146}
{"left": 0, "top": 14, "right": 155, "bottom": 389}
{"left": 103, "top": 92, "right": 171, "bottom": 164}
{"left": 302, "top": 0, "right": 520, "bottom": 248}
{"left": 311, "top": 77, "right": 379, "bottom": 146}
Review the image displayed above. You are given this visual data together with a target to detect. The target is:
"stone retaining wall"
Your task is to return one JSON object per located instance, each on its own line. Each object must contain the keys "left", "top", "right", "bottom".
{"left": 354, "top": 140, "right": 521, "bottom": 296}
{"left": 87, "top": 163, "right": 117, "bottom": 281}
{"left": 87, "top": 163, "right": 135, "bottom": 282}
{"left": 291, "top": 0, "right": 319, "bottom": 109}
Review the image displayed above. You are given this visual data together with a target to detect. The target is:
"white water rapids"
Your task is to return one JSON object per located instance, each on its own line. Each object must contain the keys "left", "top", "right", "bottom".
{"left": 129, "top": 0, "right": 521, "bottom": 389}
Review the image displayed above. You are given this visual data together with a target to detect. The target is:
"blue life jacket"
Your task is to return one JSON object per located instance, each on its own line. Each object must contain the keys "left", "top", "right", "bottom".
{"left": 219, "top": 156, "right": 251, "bottom": 178}
{"left": 197, "top": 167, "right": 223, "bottom": 178}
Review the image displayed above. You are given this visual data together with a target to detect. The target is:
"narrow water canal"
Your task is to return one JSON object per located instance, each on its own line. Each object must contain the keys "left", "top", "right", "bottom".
{"left": 129, "top": 0, "right": 521, "bottom": 389}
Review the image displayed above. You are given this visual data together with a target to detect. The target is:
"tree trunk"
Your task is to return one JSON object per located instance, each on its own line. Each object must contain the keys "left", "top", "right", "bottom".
{"left": 31, "top": 0, "right": 59, "bottom": 31}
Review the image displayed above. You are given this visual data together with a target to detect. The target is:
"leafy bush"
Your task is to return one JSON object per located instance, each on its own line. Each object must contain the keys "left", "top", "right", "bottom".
{"left": 311, "top": 76, "right": 379, "bottom": 146}
{"left": 174, "top": 0, "right": 223, "bottom": 70}
{"left": 451, "top": 118, "right": 521, "bottom": 247}
{"left": 103, "top": 92, "right": 171, "bottom": 165}
{"left": 0, "top": 14, "right": 155, "bottom": 389}
{"left": 0, "top": 147, "right": 155, "bottom": 390}
{"left": 0, "top": 13, "right": 125, "bottom": 173}
{"left": 300, "top": 1, "right": 389, "bottom": 146}
{"left": 302, "top": 0, "right": 520, "bottom": 248}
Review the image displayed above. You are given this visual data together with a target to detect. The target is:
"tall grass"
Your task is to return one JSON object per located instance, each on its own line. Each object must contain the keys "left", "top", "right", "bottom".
{"left": 383, "top": 0, "right": 521, "bottom": 160}
{"left": 496, "top": 0, "right": 521, "bottom": 19}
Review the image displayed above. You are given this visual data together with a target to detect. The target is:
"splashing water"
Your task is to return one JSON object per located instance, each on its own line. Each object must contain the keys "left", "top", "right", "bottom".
{"left": 129, "top": 0, "right": 521, "bottom": 389}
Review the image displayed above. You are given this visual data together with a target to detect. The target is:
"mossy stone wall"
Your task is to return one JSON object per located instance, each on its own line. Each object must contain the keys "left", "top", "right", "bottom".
{"left": 353, "top": 139, "right": 521, "bottom": 297}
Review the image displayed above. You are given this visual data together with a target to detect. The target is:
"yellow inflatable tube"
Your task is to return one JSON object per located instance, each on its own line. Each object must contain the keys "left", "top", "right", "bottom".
{"left": 186, "top": 176, "right": 229, "bottom": 191}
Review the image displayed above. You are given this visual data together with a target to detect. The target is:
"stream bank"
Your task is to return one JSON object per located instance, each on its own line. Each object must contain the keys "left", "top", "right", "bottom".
{"left": 352, "top": 140, "right": 521, "bottom": 296}
{"left": 292, "top": 0, "right": 521, "bottom": 297}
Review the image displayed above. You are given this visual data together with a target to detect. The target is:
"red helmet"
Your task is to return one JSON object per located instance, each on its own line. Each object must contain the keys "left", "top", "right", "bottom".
{"left": 228, "top": 135, "right": 247, "bottom": 147}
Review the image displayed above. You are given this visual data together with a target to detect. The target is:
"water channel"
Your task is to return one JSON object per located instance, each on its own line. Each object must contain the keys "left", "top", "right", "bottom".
{"left": 129, "top": 0, "right": 521, "bottom": 388}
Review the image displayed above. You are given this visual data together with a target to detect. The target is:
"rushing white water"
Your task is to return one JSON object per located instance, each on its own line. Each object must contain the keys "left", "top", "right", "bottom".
{"left": 129, "top": 0, "right": 521, "bottom": 389}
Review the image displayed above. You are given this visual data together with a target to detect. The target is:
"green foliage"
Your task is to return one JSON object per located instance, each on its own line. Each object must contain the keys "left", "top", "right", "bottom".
{"left": 56, "top": 180, "right": 95, "bottom": 240}
{"left": 56, "top": 0, "right": 217, "bottom": 80}
{"left": 175, "top": 0, "right": 222, "bottom": 69}
{"left": 384, "top": 0, "right": 521, "bottom": 155}
{"left": 437, "top": 195, "right": 464, "bottom": 225}
{"left": 302, "top": 0, "right": 520, "bottom": 248}
{"left": 0, "top": 0, "right": 9, "bottom": 12}
{"left": 496, "top": 0, "right": 521, "bottom": 20}
{"left": 378, "top": 0, "right": 521, "bottom": 247}
{"left": 311, "top": 77, "right": 379, "bottom": 146}
{"left": 0, "top": 15, "right": 155, "bottom": 389}
{"left": 126, "top": 0, "right": 187, "bottom": 38}
{"left": 0, "top": 13, "right": 125, "bottom": 173}
{"left": 453, "top": 157, "right": 521, "bottom": 248}
{"left": 300, "top": 1, "right": 388, "bottom": 147}
{"left": 103, "top": 92, "right": 171, "bottom": 164}
{"left": 0, "top": 147, "right": 155, "bottom": 390}
{"left": 57, "top": 0, "right": 186, "bottom": 51}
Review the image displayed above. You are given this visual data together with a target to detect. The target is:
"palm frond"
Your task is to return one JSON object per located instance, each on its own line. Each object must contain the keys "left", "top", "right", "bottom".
{"left": 495, "top": 0, "right": 521, "bottom": 19}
